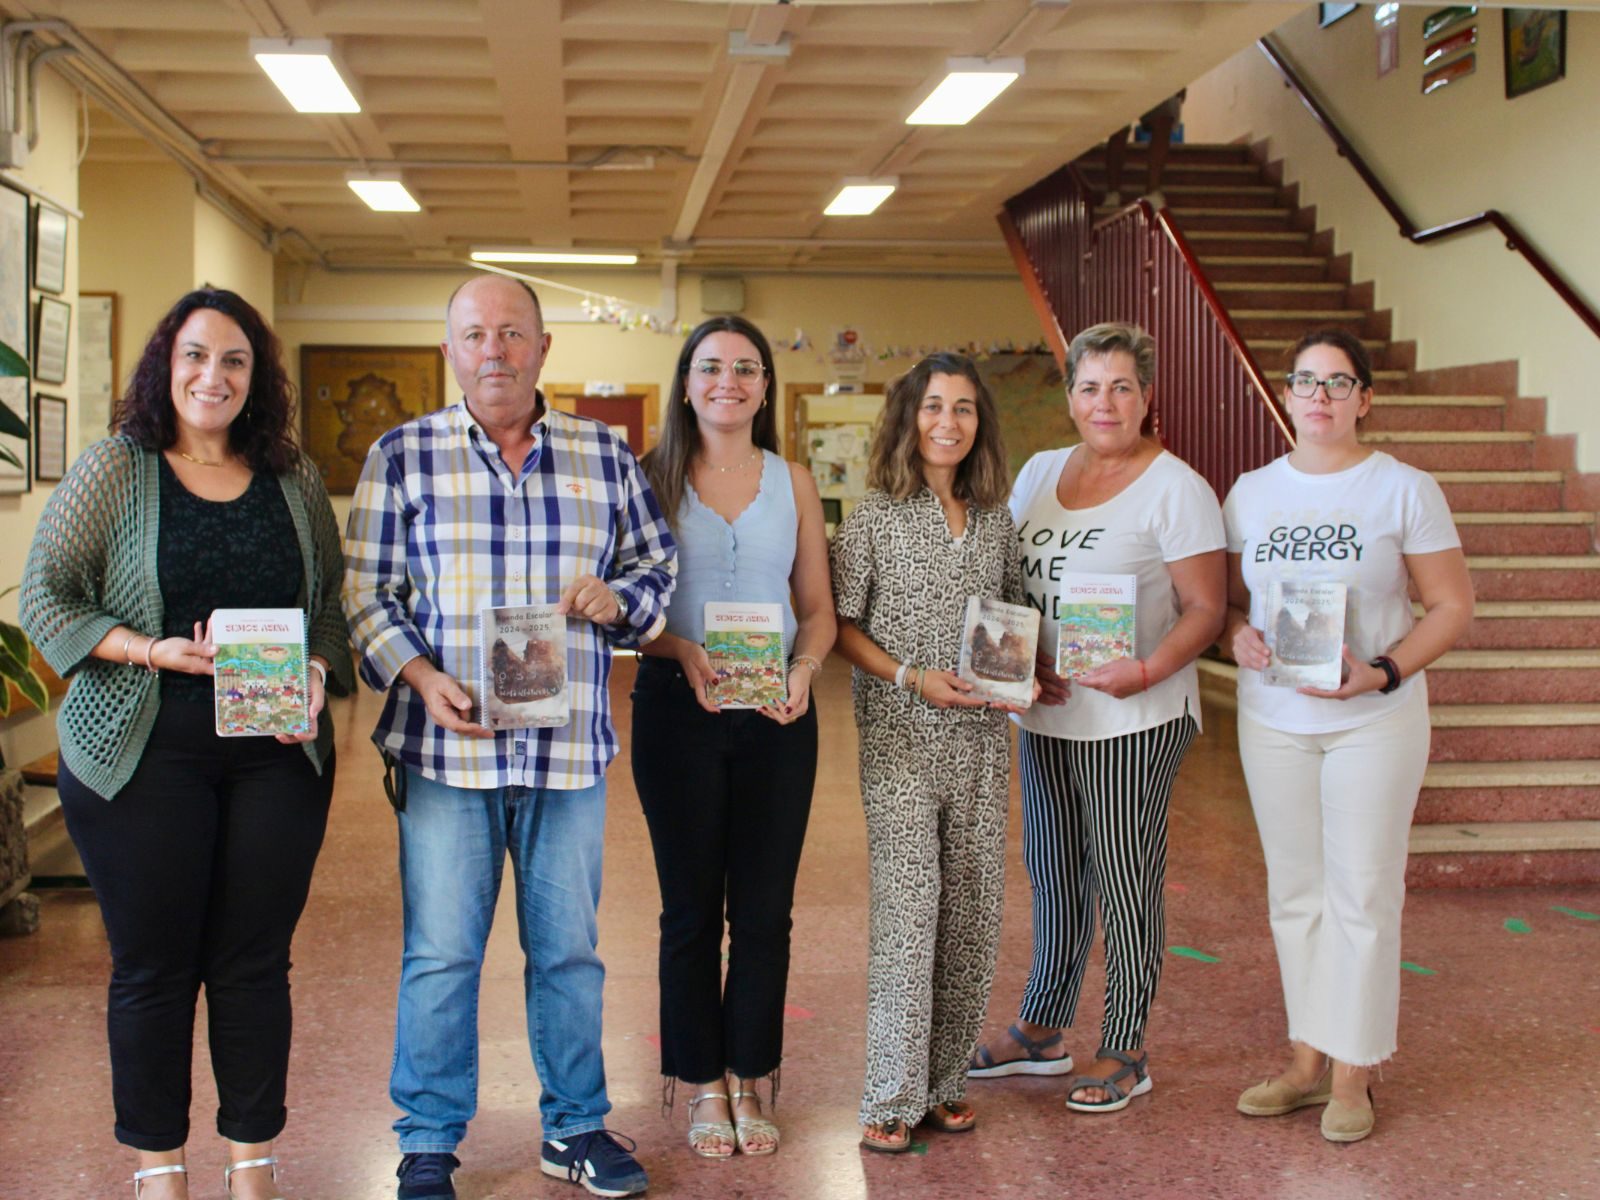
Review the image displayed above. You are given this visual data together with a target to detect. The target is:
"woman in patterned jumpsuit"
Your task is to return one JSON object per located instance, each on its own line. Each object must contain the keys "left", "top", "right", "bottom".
{"left": 830, "top": 352, "right": 1025, "bottom": 1152}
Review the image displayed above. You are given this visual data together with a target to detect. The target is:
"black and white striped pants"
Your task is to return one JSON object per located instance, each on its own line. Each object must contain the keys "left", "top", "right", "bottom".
{"left": 1015, "top": 714, "right": 1197, "bottom": 1049}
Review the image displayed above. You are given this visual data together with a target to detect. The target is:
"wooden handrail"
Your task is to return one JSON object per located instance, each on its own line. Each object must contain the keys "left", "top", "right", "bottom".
{"left": 1258, "top": 36, "right": 1600, "bottom": 340}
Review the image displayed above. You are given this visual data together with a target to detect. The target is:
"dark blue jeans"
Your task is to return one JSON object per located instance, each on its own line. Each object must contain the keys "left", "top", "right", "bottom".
{"left": 630, "top": 657, "right": 817, "bottom": 1084}
{"left": 58, "top": 696, "right": 333, "bottom": 1151}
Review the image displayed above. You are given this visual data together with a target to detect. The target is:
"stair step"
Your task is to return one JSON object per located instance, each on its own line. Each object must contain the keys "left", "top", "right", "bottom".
{"left": 1164, "top": 208, "right": 1298, "bottom": 232}
{"left": 1429, "top": 718, "right": 1600, "bottom": 764}
{"left": 1372, "top": 394, "right": 1505, "bottom": 408}
{"left": 1430, "top": 701, "right": 1600, "bottom": 727}
{"left": 1424, "top": 759, "right": 1600, "bottom": 788}
{"left": 1215, "top": 281, "right": 1347, "bottom": 293}
{"left": 1199, "top": 255, "right": 1331, "bottom": 282}
{"left": 1251, "top": 337, "right": 1386, "bottom": 354}
{"left": 1233, "top": 308, "right": 1367, "bottom": 320}
{"left": 1369, "top": 431, "right": 1533, "bottom": 443}
{"left": 1428, "top": 648, "right": 1600, "bottom": 703}
{"left": 1417, "top": 737, "right": 1600, "bottom": 819}
{"left": 1433, "top": 470, "right": 1562, "bottom": 483}
{"left": 1406, "top": 828, "right": 1600, "bottom": 888}
{"left": 1409, "top": 819, "right": 1600, "bottom": 854}
{"left": 1452, "top": 511, "right": 1590, "bottom": 524}
{"left": 1450, "top": 516, "right": 1595, "bottom": 558}
{"left": 1366, "top": 396, "right": 1507, "bottom": 431}
{"left": 1184, "top": 230, "right": 1309, "bottom": 244}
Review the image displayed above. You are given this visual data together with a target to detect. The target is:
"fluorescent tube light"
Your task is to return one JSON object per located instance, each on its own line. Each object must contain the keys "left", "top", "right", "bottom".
{"left": 251, "top": 39, "right": 360, "bottom": 113}
{"left": 906, "top": 57, "right": 1023, "bottom": 125}
{"left": 823, "top": 178, "right": 897, "bottom": 217}
{"left": 347, "top": 174, "right": 420, "bottom": 213}
{"left": 471, "top": 250, "right": 640, "bottom": 265}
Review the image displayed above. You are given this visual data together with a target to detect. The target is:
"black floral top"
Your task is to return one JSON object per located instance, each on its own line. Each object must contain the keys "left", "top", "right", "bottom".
{"left": 830, "top": 487, "right": 1022, "bottom": 730}
{"left": 157, "top": 454, "right": 301, "bottom": 700}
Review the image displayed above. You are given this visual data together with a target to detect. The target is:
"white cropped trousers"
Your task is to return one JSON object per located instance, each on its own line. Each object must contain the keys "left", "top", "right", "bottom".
{"left": 1236, "top": 682, "right": 1430, "bottom": 1067}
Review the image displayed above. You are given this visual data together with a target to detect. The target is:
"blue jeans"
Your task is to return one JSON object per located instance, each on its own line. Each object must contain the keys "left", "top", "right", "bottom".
{"left": 391, "top": 769, "right": 612, "bottom": 1150}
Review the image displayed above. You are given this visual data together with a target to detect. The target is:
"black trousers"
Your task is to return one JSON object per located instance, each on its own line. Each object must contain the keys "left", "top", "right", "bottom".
{"left": 630, "top": 657, "right": 817, "bottom": 1083}
{"left": 58, "top": 696, "right": 334, "bottom": 1151}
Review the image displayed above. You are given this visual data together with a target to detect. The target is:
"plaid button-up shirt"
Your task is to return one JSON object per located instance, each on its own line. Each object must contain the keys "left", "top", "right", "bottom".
{"left": 342, "top": 399, "right": 676, "bottom": 790}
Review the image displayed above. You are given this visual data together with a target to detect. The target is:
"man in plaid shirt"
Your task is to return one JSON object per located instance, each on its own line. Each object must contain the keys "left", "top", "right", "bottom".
{"left": 343, "top": 274, "right": 675, "bottom": 1200}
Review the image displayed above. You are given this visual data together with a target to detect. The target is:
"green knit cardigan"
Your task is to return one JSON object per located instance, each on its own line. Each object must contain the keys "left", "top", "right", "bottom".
{"left": 19, "top": 435, "right": 353, "bottom": 799}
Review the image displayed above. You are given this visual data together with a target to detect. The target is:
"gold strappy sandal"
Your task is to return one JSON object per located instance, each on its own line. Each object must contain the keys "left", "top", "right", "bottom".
{"left": 686, "top": 1091, "right": 735, "bottom": 1158}
{"left": 730, "top": 1089, "right": 780, "bottom": 1156}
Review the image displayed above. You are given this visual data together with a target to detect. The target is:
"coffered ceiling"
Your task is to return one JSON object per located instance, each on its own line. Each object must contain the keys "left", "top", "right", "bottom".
{"left": 1, "top": 0, "right": 1318, "bottom": 275}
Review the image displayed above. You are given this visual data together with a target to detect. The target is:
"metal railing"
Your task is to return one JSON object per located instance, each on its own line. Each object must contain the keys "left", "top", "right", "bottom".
{"left": 999, "top": 162, "right": 1293, "bottom": 499}
{"left": 1258, "top": 36, "right": 1600, "bottom": 341}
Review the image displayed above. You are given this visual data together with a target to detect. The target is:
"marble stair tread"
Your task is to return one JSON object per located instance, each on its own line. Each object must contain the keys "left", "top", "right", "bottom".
{"left": 1214, "top": 280, "right": 1347, "bottom": 292}
{"left": 1250, "top": 336, "right": 1386, "bottom": 352}
{"left": 1408, "top": 819, "right": 1600, "bottom": 854}
{"left": 1184, "top": 230, "right": 1308, "bottom": 242}
{"left": 1464, "top": 555, "right": 1600, "bottom": 570}
{"left": 1230, "top": 307, "right": 1368, "bottom": 320}
{"left": 1428, "top": 703, "right": 1600, "bottom": 727}
{"left": 1199, "top": 255, "right": 1327, "bottom": 265}
{"left": 1451, "top": 512, "right": 1592, "bottom": 525}
{"left": 1434, "top": 648, "right": 1600, "bottom": 668}
{"left": 1423, "top": 760, "right": 1600, "bottom": 787}
{"left": 1370, "top": 394, "right": 1505, "bottom": 407}
{"left": 1432, "top": 470, "right": 1562, "bottom": 483}
{"left": 1365, "top": 431, "right": 1535, "bottom": 443}
{"left": 1419, "top": 599, "right": 1600, "bottom": 616}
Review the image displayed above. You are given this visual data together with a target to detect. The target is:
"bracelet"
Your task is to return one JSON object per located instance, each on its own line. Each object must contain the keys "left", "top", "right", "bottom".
{"left": 1370, "top": 655, "right": 1401, "bottom": 694}
{"left": 1138, "top": 659, "right": 1150, "bottom": 693}
{"left": 915, "top": 666, "right": 926, "bottom": 698}
{"left": 309, "top": 660, "right": 328, "bottom": 685}
{"left": 142, "top": 637, "right": 159, "bottom": 673}
{"left": 120, "top": 631, "right": 138, "bottom": 665}
{"left": 894, "top": 661, "right": 910, "bottom": 688}
{"left": 792, "top": 654, "right": 822, "bottom": 677}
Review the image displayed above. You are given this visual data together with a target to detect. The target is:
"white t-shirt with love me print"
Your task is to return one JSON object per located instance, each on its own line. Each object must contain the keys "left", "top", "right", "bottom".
{"left": 1223, "top": 450, "right": 1460, "bottom": 734}
{"left": 1009, "top": 446, "right": 1226, "bottom": 741}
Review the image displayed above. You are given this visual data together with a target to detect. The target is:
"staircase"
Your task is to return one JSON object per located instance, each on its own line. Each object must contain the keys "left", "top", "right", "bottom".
{"left": 1075, "top": 141, "right": 1600, "bottom": 889}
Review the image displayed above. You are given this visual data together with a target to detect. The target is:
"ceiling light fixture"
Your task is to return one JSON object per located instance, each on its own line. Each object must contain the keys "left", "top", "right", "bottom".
{"left": 906, "top": 57, "right": 1024, "bottom": 125}
{"left": 471, "top": 249, "right": 640, "bottom": 266}
{"left": 823, "top": 178, "right": 897, "bottom": 217}
{"left": 346, "top": 172, "right": 420, "bottom": 212}
{"left": 251, "top": 38, "right": 361, "bottom": 113}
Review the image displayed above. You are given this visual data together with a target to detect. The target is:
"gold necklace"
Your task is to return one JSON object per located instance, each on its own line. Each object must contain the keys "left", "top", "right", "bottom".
{"left": 704, "top": 448, "right": 761, "bottom": 474}
{"left": 177, "top": 450, "right": 225, "bottom": 468}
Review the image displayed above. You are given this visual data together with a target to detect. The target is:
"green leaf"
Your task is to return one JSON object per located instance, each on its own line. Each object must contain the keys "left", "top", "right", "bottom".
{"left": 7, "top": 662, "right": 46, "bottom": 712}
{"left": 0, "top": 338, "right": 28, "bottom": 377}
{"left": 0, "top": 400, "right": 25, "bottom": 441}
{"left": 0, "top": 444, "right": 19, "bottom": 471}
{"left": 0, "top": 620, "right": 27, "bottom": 662}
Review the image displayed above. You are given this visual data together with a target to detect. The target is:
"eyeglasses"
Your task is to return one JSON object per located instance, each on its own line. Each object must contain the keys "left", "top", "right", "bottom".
{"left": 1285, "top": 371, "right": 1363, "bottom": 401}
{"left": 692, "top": 358, "right": 766, "bottom": 380}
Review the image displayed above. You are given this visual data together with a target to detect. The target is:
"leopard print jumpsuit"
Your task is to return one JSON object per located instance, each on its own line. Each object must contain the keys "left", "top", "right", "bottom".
{"left": 831, "top": 488, "right": 1021, "bottom": 1128}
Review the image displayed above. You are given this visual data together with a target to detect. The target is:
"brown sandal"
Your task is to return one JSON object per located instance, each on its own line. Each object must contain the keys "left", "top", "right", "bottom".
{"left": 922, "top": 1100, "right": 977, "bottom": 1133}
{"left": 859, "top": 1119, "right": 912, "bottom": 1153}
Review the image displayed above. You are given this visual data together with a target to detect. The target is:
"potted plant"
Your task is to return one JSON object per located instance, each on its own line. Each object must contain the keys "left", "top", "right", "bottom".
{"left": 0, "top": 335, "right": 29, "bottom": 476}
{"left": 0, "top": 336, "right": 47, "bottom": 732}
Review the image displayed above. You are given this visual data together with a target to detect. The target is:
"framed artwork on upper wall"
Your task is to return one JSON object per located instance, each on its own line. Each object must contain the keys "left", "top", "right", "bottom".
{"left": 300, "top": 344, "right": 447, "bottom": 493}
{"left": 0, "top": 181, "right": 29, "bottom": 492}
{"left": 1503, "top": 9, "right": 1566, "bottom": 98}
{"left": 32, "top": 203, "right": 67, "bottom": 295}
{"left": 33, "top": 392, "right": 65, "bottom": 482}
{"left": 1319, "top": 3, "right": 1358, "bottom": 27}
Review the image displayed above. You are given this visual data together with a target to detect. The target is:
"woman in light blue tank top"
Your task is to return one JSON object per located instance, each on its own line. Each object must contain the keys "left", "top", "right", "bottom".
{"left": 632, "top": 316, "right": 835, "bottom": 1161}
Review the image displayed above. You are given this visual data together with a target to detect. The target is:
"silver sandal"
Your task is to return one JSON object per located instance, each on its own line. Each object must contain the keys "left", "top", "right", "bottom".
{"left": 225, "top": 1155, "right": 284, "bottom": 1200}
{"left": 730, "top": 1089, "right": 780, "bottom": 1156}
{"left": 687, "top": 1091, "right": 735, "bottom": 1158}
{"left": 132, "top": 1164, "right": 185, "bottom": 1198}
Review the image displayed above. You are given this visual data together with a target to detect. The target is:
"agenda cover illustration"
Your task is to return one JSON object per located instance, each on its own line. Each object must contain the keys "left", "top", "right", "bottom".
{"left": 1263, "top": 580, "right": 1347, "bottom": 689}
{"left": 704, "top": 602, "right": 786, "bottom": 709}
{"left": 1055, "top": 574, "right": 1138, "bottom": 678}
{"left": 212, "top": 607, "right": 310, "bottom": 737}
{"left": 479, "top": 604, "right": 569, "bottom": 729}
{"left": 957, "top": 596, "right": 1040, "bottom": 707}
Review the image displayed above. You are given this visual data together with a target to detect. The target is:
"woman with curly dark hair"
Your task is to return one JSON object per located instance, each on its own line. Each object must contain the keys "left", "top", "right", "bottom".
{"left": 20, "top": 287, "right": 349, "bottom": 1200}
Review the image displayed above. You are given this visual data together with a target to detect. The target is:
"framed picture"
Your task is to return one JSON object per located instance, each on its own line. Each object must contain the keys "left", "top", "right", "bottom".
{"left": 0, "top": 181, "right": 26, "bottom": 493}
{"left": 1503, "top": 9, "right": 1565, "bottom": 98}
{"left": 300, "top": 344, "right": 448, "bottom": 493}
{"left": 31, "top": 203, "right": 67, "bottom": 295}
{"left": 78, "top": 291, "right": 117, "bottom": 442}
{"left": 1423, "top": 25, "right": 1477, "bottom": 68}
{"left": 33, "top": 392, "right": 65, "bottom": 481}
{"left": 1319, "top": 3, "right": 1358, "bottom": 27}
{"left": 1423, "top": 51, "right": 1477, "bottom": 94}
{"left": 34, "top": 296, "right": 70, "bottom": 385}
{"left": 1423, "top": 6, "right": 1477, "bottom": 41}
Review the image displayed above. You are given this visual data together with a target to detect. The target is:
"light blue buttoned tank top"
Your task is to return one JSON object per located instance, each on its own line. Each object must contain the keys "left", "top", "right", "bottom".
{"left": 664, "top": 449, "right": 799, "bottom": 649}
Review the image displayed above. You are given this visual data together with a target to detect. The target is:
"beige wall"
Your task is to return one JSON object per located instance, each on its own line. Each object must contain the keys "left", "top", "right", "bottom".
{"left": 192, "top": 197, "right": 273, "bottom": 319}
{"left": 0, "top": 71, "right": 80, "bottom": 764}
{"left": 1185, "top": 8, "right": 1600, "bottom": 466}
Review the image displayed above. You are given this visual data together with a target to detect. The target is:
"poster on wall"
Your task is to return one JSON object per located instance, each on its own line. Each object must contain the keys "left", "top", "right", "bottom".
{"left": 78, "top": 292, "right": 117, "bottom": 443}
{"left": 0, "top": 181, "right": 29, "bottom": 492}
{"left": 1503, "top": 9, "right": 1566, "bottom": 98}
{"left": 1423, "top": 25, "right": 1478, "bottom": 68}
{"left": 1376, "top": 3, "right": 1401, "bottom": 78}
{"left": 1422, "top": 6, "right": 1477, "bottom": 41}
{"left": 1423, "top": 52, "right": 1477, "bottom": 94}
{"left": 34, "top": 296, "right": 71, "bottom": 385}
{"left": 31, "top": 204, "right": 67, "bottom": 295}
{"left": 33, "top": 392, "right": 65, "bottom": 482}
{"left": 300, "top": 344, "right": 447, "bottom": 493}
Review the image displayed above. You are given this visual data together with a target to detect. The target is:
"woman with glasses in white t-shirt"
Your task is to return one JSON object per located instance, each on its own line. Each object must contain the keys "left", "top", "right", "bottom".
{"left": 969, "top": 322, "right": 1226, "bottom": 1114}
{"left": 1222, "top": 328, "right": 1473, "bottom": 1143}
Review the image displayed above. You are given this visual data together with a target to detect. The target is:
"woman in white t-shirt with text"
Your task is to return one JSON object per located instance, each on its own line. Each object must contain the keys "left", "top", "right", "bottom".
{"left": 969, "top": 322, "right": 1226, "bottom": 1113}
{"left": 1222, "top": 328, "right": 1473, "bottom": 1143}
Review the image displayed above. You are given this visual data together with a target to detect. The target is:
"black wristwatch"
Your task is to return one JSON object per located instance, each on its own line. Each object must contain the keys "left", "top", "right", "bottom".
{"left": 1370, "top": 655, "right": 1401, "bottom": 694}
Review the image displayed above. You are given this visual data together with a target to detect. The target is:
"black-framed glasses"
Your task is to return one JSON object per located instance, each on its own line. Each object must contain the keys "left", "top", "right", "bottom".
{"left": 692, "top": 357, "right": 766, "bottom": 380}
{"left": 1285, "top": 371, "right": 1362, "bottom": 401}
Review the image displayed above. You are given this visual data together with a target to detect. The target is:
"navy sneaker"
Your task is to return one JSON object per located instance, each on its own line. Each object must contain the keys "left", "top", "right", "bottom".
{"left": 541, "top": 1130, "right": 648, "bottom": 1197}
{"left": 396, "top": 1152, "right": 460, "bottom": 1200}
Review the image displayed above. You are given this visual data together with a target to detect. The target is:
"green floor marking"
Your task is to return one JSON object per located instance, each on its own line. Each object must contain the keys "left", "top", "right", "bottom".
{"left": 909, "top": 1141, "right": 929, "bottom": 1156}
{"left": 1168, "top": 945, "right": 1220, "bottom": 963}
{"left": 1504, "top": 918, "right": 1532, "bottom": 934}
{"left": 1551, "top": 906, "right": 1599, "bottom": 921}
{"left": 1400, "top": 961, "right": 1436, "bottom": 975}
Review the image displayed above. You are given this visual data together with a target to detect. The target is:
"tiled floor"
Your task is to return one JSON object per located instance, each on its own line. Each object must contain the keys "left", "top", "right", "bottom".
{"left": 2, "top": 659, "right": 1596, "bottom": 1199}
